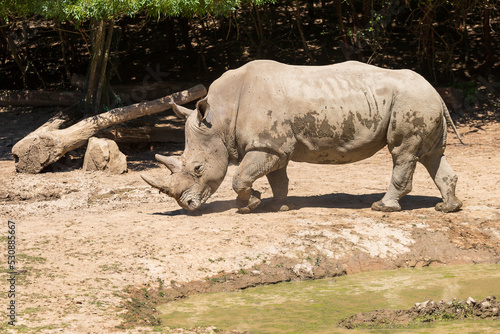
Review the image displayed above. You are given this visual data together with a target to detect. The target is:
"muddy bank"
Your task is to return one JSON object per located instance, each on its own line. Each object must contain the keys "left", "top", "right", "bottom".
{"left": 339, "top": 296, "right": 500, "bottom": 329}
{"left": 123, "top": 221, "right": 500, "bottom": 328}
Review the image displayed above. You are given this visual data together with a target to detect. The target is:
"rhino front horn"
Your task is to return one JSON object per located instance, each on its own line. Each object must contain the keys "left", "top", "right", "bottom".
{"left": 141, "top": 174, "right": 172, "bottom": 196}
{"left": 156, "top": 154, "right": 182, "bottom": 173}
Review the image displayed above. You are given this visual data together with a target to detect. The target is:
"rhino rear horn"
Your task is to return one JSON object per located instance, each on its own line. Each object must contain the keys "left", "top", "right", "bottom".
{"left": 170, "top": 102, "right": 193, "bottom": 119}
{"left": 156, "top": 154, "right": 182, "bottom": 173}
{"left": 141, "top": 174, "right": 173, "bottom": 196}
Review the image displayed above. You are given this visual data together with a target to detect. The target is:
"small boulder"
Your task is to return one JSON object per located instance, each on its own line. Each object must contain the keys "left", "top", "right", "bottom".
{"left": 466, "top": 296, "right": 476, "bottom": 306}
{"left": 292, "top": 263, "right": 314, "bottom": 278}
{"left": 83, "top": 137, "right": 127, "bottom": 174}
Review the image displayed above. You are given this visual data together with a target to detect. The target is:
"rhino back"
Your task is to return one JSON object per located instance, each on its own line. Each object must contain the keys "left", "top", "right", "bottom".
{"left": 209, "top": 60, "right": 444, "bottom": 164}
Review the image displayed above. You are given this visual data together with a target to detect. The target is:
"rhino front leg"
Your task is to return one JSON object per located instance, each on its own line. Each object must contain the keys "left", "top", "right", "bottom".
{"left": 266, "top": 165, "right": 291, "bottom": 211}
{"left": 233, "top": 151, "right": 283, "bottom": 213}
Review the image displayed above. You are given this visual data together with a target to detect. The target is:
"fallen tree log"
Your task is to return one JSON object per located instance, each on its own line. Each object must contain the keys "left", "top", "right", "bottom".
{"left": 0, "top": 79, "right": 198, "bottom": 107}
{"left": 0, "top": 90, "right": 82, "bottom": 107}
{"left": 12, "top": 84, "right": 206, "bottom": 173}
{"left": 98, "top": 124, "right": 185, "bottom": 144}
{"left": 71, "top": 73, "right": 197, "bottom": 103}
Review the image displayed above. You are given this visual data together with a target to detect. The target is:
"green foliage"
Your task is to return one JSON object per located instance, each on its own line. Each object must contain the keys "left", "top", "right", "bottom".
{"left": 0, "top": 0, "right": 277, "bottom": 22}
{"left": 0, "top": 0, "right": 32, "bottom": 20}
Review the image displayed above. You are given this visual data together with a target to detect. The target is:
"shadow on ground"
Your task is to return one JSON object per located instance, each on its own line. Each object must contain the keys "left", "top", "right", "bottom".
{"left": 150, "top": 193, "right": 442, "bottom": 216}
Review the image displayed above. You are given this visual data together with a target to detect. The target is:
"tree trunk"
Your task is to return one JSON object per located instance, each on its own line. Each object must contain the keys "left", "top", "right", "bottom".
{"left": 57, "top": 22, "right": 72, "bottom": 83}
{"left": 482, "top": 4, "right": 494, "bottom": 76}
{"left": 251, "top": 4, "right": 265, "bottom": 58}
{"left": 179, "top": 18, "right": 194, "bottom": 52}
{"left": 294, "top": 0, "right": 315, "bottom": 64}
{"left": 165, "top": 18, "right": 178, "bottom": 52}
{"left": 348, "top": 0, "right": 364, "bottom": 61}
{"left": 420, "top": 0, "right": 436, "bottom": 81}
{"left": 0, "top": 21, "right": 27, "bottom": 87}
{"left": 94, "top": 19, "right": 114, "bottom": 110}
{"left": 84, "top": 19, "right": 116, "bottom": 114}
{"left": 12, "top": 84, "right": 207, "bottom": 173}
{"left": 335, "top": 0, "right": 350, "bottom": 60}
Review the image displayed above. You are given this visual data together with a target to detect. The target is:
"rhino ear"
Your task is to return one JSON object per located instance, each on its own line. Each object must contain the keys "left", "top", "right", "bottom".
{"left": 196, "top": 98, "right": 212, "bottom": 126}
{"left": 196, "top": 98, "right": 208, "bottom": 117}
{"left": 170, "top": 102, "right": 193, "bottom": 120}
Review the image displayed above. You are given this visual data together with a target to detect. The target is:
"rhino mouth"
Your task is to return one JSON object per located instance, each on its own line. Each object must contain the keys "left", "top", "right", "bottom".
{"left": 179, "top": 197, "right": 201, "bottom": 211}
{"left": 178, "top": 187, "right": 212, "bottom": 211}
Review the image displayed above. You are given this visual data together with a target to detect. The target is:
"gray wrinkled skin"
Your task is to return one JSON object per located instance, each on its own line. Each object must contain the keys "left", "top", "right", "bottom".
{"left": 142, "top": 60, "right": 463, "bottom": 213}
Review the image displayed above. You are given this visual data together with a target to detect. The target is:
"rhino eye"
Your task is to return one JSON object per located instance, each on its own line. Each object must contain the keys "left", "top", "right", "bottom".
{"left": 193, "top": 165, "right": 204, "bottom": 177}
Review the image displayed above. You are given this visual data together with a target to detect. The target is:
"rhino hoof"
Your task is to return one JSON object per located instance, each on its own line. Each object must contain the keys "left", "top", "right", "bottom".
{"left": 237, "top": 207, "right": 252, "bottom": 214}
{"left": 435, "top": 199, "right": 463, "bottom": 213}
{"left": 236, "top": 190, "right": 261, "bottom": 214}
{"left": 271, "top": 200, "right": 291, "bottom": 212}
{"left": 278, "top": 204, "right": 290, "bottom": 212}
{"left": 371, "top": 201, "right": 401, "bottom": 212}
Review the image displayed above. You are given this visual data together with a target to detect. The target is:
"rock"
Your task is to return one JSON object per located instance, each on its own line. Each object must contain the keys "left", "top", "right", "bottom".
{"left": 466, "top": 296, "right": 476, "bottom": 306}
{"left": 83, "top": 137, "right": 127, "bottom": 174}
{"left": 292, "top": 263, "right": 314, "bottom": 277}
{"left": 481, "top": 301, "right": 492, "bottom": 308}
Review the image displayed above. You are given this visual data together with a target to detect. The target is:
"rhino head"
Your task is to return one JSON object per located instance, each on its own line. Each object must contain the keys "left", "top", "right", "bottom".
{"left": 141, "top": 99, "right": 229, "bottom": 210}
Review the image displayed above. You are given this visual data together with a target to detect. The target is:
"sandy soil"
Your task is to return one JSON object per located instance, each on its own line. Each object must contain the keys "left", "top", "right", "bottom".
{"left": 1, "top": 109, "right": 499, "bottom": 333}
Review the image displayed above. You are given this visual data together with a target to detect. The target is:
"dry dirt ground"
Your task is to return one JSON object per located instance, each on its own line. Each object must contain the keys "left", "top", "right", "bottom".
{"left": 1, "top": 107, "right": 500, "bottom": 333}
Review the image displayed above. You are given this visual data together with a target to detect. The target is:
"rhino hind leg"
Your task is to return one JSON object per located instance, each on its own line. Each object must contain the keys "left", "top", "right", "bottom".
{"left": 420, "top": 152, "right": 463, "bottom": 212}
{"left": 266, "top": 165, "right": 291, "bottom": 212}
{"left": 372, "top": 156, "right": 417, "bottom": 212}
{"left": 233, "top": 151, "right": 284, "bottom": 213}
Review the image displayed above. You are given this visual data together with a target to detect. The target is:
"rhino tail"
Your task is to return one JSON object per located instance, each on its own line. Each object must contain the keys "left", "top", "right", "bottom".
{"left": 441, "top": 99, "right": 465, "bottom": 145}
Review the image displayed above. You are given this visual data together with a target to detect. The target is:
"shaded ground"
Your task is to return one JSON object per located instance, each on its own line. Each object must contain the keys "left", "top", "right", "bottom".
{"left": 0, "top": 107, "right": 499, "bottom": 332}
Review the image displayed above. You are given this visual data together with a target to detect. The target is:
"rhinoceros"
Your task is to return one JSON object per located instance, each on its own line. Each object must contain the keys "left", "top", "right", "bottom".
{"left": 142, "top": 60, "right": 463, "bottom": 213}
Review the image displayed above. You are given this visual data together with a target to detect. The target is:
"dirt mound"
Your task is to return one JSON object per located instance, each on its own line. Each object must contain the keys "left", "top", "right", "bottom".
{"left": 339, "top": 296, "right": 500, "bottom": 329}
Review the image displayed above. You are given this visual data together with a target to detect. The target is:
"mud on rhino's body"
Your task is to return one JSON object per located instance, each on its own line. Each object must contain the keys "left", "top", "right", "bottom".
{"left": 142, "top": 60, "right": 463, "bottom": 213}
